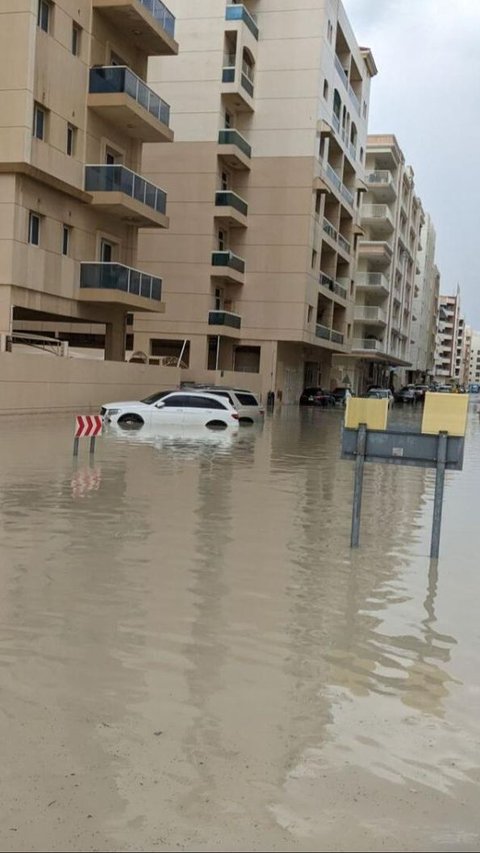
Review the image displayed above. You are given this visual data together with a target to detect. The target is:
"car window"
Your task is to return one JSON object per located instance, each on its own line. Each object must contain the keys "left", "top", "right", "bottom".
{"left": 141, "top": 390, "right": 170, "bottom": 404}
{"left": 185, "top": 395, "right": 228, "bottom": 409}
{"left": 204, "top": 390, "right": 233, "bottom": 404}
{"left": 162, "top": 394, "right": 190, "bottom": 407}
{"left": 235, "top": 393, "right": 258, "bottom": 406}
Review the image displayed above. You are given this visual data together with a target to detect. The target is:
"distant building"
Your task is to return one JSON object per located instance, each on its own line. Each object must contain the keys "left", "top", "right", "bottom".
{"left": 468, "top": 330, "right": 480, "bottom": 384}
{"left": 408, "top": 213, "right": 439, "bottom": 383}
{"left": 433, "top": 291, "right": 466, "bottom": 383}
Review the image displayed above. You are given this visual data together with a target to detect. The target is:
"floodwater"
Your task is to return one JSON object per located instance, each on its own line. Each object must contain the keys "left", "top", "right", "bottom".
{"left": 0, "top": 404, "right": 480, "bottom": 853}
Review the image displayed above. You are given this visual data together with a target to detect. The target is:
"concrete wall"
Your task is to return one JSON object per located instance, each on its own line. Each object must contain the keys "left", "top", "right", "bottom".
{"left": 0, "top": 352, "right": 181, "bottom": 414}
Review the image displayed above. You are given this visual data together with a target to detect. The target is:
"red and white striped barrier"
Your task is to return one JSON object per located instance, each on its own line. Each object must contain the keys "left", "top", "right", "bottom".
{"left": 75, "top": 415, "right": 103, "bottom": 438}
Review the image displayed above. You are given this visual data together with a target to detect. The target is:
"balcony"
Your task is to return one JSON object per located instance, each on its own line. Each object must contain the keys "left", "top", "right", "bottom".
{"left": 88, "top": 66, "right": 172, "bottom": 143}
{"left": 92, "top": 0, "right": 178, "bottom": 55}
{"left": 225, "top": 4, "right": 258, "bottom": 39}
{"left": 79, "top": 262, "right": 163, "bottom": 311}
{"left": 315, "top": 325, "right": 345, "bottom": 346}
{"left": 354, "top": 306, "right": 387, "bottom": 325}
{"left": 211, "top": 250, "right": 245, "bottom": 284}
{"left": 322, "top": 218, "right": 351, "bottom": 256}
{"left": 222, "top": 57, "right": 255, "bottom": 112}
{"left": 218, "top": 128, "right": 252, "bottom": 170}
{"left": 352, "top": 338, "right": 385, "bottom": 354}
{"left": 355, "top": 272, "right": 390, "bottom": 296}
{"left": 360, "top": 203, "right": 394, "bottom": 233}
{"left": 323, "top": 163, "right": 354, "bottom": 207}
{"left": 319, "top": 272, "right": 347, "bottom": 301}
{"left": 364, "top": 170, "right": 397, "bottom": 201}
{"left": 85, "top": 165, "right": 168, "bottom": 228}
{"left": 214, "top": 190, "right": 248, "bottom": 227}
{"left": 334, "top": 55, "right": 361, "bottom": 115}
{"left": 208, "top": 310, "right": 242, "bottom": 330}
{"left": 357, "top": 239, "right": 393, "bottom": 263}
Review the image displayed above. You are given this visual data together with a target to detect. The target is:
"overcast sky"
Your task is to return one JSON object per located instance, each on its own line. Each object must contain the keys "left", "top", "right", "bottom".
{"left": 343, "top": 0, "right": 480, "bottom": 327}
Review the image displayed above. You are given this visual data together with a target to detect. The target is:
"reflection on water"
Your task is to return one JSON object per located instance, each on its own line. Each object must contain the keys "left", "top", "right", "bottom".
{"left": 0, "top": 408, "right": 479, "bottom": 851}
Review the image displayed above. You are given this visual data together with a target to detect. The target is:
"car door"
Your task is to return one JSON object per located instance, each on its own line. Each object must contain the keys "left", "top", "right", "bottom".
{"left": 150, "top": 393, "right": 186, "bottom": 425}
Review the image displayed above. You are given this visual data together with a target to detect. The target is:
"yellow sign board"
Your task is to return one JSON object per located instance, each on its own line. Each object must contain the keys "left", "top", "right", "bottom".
{"left": 345, "top": 397, "right": 388, "bottom": 431}
{"left": 421, "top": 392, "right": 468, "bottom": 437}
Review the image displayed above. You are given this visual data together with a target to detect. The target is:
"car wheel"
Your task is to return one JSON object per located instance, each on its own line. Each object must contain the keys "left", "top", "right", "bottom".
{"left": 239, "top": 417, "right": 254, "bottom": 425}
{"left": 206, "top": 420, "right": 228, "bottom": 429}
{"left": 117, "top": 414, "right": 144, "bottom": 427}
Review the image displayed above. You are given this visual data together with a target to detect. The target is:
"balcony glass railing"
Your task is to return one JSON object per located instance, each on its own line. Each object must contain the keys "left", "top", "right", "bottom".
{"left": 352, "top": 338, "right": 384, "bottom": 352}
{"left": 332, "top": 112, "right": 340, "bottom": 133}
{"left": 80, "top": 262, "right": 162, "bottom": 301}
{"left": 85, "top": 165, "right": 167, "bottom": 215}
{"left": 218, "top": 128, "right": 252, "bottom": 158}
{"left": 361, "top": 203, "right": 392, "bottom": 221}
{"left": 340, "top": 183, "right": 354, "bottom": 207}
{"left": 354, "top": 306, "right": 387, "bottom": 323}
{"left": 319, "top": 272, "right": 347, "bottom": 300}
{"left": 89, "top": 66, "right": 170, "bottom": 127}
{"left": 334, "top": 54, "right": 361, "bottom": 114}
{"left": 356, "top": 272, "right": 390, "bottom": 291}
{"left": 139, "top": 0, "right": 175, "bottom": 37}
{"left": 326, "top": 162, "right": 342, "bottom": 191}
{"left": 225, "top": 4, "right": 258, "bottom": 39}
{"left": 211, "top": 251, "right": 245, "bottom": 273}
{"left": 365, "top": 170, "right": 394, "bottom": 186}
{"left": 215, "top": 190, "right": 248, "bottom": 216}
{"left": 315, "top": 324, "right": 344, "bottom": 344}
{"left": 241, "top": 63, "right": 254, "bottom": 97}
{"left": 322, "top": 217, "right": 337, "bottom": 241}
{"left": 208, "top": 310, "right": 242, "bottom": 329}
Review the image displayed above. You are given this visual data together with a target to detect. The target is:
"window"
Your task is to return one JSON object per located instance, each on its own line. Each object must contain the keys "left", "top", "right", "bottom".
{"left": 323, "top": 79, "right": 329, "bottom": 100}
{"left": 221, "top": 170, "right": 229, "bottom": 191}
{"left": 66, "top": 123, "right": 76, "bottom": 156}
{"left": 307, "top": 305, "right": 314, "bottom": 324}
{"left": 327, "top": 19, "right": 333, "bottom": 43}
{"left": 235, "top": 393, "right": 259, "bottom": 406}
{"left": 38, "top": 0, "right": 52, "bottom": 33}
{"left": 218, "top": 229, "right": 226, "bottom": 250}
{"left": 72, "top": 23, "right": 81, "bottom": 56}
{"left": 62, "top": 225, "right": 70, "bottom": 256}
{"left": 315, "top": 191, "right": 322, "bottom": 215}
{"left": 100, "top": 240, "right": 113, "bottom": 262}
{"left": 28, "top": 212, "right": 40, "bottom": 246}
{"left": 184, "top": 396, "right": 227, "bottom": 410}
{"left": 311, "top": 249, "right": 318, "bottom": 269}
{"left": 33, "top": 103, "right": 46, "bottom": 140}
{"left": 225, "top": 110, "right": 233, "bottom": 128}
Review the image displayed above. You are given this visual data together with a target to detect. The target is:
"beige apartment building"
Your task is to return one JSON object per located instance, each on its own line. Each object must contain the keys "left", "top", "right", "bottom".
{"left": 133, "top": 0, "right": 377, "bottom": 402}
{"left": 334, "top": 134, "right": 424, "bottom": 391}
{"left": 0, "top": 0, "right": 178, "bottom": 361}
{"left": 468, "top": 329, "right": 480, "bottom": 385}
{"left": 434, "top": 292, "right": 462, "bottom": 383}
{"left": 408, "top": 212, "right": 440, "bottom": 384}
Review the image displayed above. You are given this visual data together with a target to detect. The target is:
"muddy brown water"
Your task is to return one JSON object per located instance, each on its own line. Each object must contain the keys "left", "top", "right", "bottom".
{"left": 0, "top": 405, "right": 479, "bottom": 852}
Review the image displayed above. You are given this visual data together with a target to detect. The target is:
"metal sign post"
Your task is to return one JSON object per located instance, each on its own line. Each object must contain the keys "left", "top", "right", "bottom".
{"left": 351, "top": 424, "right": 366, "bottom": 548}
{"left": 342, "top": 394, "right": 468, "bottom": 560}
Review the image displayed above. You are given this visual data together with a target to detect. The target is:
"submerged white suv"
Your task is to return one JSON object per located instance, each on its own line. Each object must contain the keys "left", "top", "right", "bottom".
{"left": 101, "top": 390, "right": 240, "bottom": 429}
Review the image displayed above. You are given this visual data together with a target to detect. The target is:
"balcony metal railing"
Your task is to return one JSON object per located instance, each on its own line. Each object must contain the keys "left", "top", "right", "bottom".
{"left": 322, "top": 217, "right": 337, "bottom": 241}
{"left": 208, "top": 310, "right": 242, "bottom": 329}
{"left": 138, "top": 0, "right": 175, "bottom": 37}
{"left": 315, "top": 324, "right": 344, "bottom": 344}
{"left": 354, "top": 306, "right": 387, "bottom": 323}
{"left": 211, "top": 250, "right": 245, "bottom": 273}
{"left": 337, "top": 233, "right": 351, "bottom": 254}
{"left": 215, "top": 190, "right": 248, "bottom": 216}
{"left": 218, "top": 128, "right": 252, "bottom": 158}
{"left": 89, "top": 66, "right": 171, "bottom": 127}
{"left": 85, "top": 165, "right": 167, "bottom": 215}
{"left": 352, "top": 338, "right": 384, "bottom": 352}
{"left": 319, "top": 272, "right": 347, "bottom": 300}
{"left": 225, "top": 4, "right": 259, "bottom": 39}
{"left": 80, "top": 262, "right": 162, "bottom": 301}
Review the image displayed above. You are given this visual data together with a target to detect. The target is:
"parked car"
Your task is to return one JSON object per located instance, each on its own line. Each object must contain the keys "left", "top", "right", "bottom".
{"left": 332, "top": 387, "right": 355, "bottom": 405}
{"left": 394, "top": 386, "right": 417, "bottom": 403}
{"left": 100, "top": 391, "right": 240, "bottom": 429}
{"left": 299, "top": 387, "right": 336, "bottom": 407}
{"left": 413, "top": 385, "right": 429, "bottom": 401}
{"left": 435, "top": 384, "right": 453, "bottom": 393}
{"left": 367, "top": 388, "right": 394, "bottom": 407}
{"left": 197, "top": 387, "right": 264, "bottom": 424}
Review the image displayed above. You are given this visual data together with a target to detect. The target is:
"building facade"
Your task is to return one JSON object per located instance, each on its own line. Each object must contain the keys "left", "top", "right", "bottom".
{"left": 467, "top": 330, "right": 480, "bottom": 385}
{"left": 408, "top": 212, "right": 439, "bottom": 383}
{"left": 133, "top": 0, "right": 376, "bottom": 402}
{"left": 0, "top": 0, "right": 178, "bottom": 359}
{"left": 335, "top": 135, "right": 424, "bottom": 392}
{"left": 433, "top": 292, "right": 463, "bottom": 383}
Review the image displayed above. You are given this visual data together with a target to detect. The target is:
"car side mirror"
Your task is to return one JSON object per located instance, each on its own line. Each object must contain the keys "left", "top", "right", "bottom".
{"left": 155, "top": 401, "right": 165, "bottom": 408}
